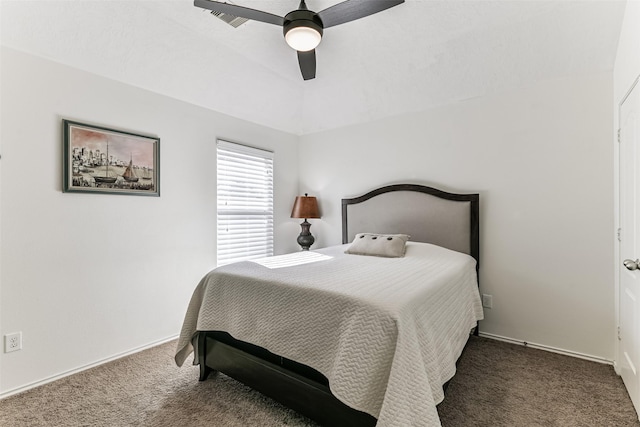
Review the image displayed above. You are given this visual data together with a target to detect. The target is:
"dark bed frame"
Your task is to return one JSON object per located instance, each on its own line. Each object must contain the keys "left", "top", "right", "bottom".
{"left": 196, "top": 183, "right": 480, "bottom": 426}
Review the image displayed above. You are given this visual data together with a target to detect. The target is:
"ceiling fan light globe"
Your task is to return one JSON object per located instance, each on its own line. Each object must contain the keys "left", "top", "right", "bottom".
{"left": 285, "top": 26, "right": 322, "bottom": 51}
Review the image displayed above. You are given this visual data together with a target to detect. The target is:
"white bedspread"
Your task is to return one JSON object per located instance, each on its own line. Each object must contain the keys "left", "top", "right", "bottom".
{"left": 175, "top": 242, "right": 484, "bottom": 427}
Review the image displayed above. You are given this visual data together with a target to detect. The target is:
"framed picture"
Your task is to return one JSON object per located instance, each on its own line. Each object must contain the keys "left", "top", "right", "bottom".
{"left": 63, "top": 119, "right": 160, "bottom": 196}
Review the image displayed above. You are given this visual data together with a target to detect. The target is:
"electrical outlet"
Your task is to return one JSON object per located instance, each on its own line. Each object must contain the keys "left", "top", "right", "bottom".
{"left": 5, "top": 332, "right": 22, "bottom": 353}
{"left": 482, "top": 294, "right": 493, "bottom": 309}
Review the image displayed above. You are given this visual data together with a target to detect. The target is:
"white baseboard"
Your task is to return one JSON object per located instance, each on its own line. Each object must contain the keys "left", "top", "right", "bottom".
{"left": 1, "top": 332, "right": 612, "bottom": 400}
{"left": 0, "top": 335, "right": 178, "bottom": 400}
{"left": 478, "top": 331, "right": 613, "bottom": 365}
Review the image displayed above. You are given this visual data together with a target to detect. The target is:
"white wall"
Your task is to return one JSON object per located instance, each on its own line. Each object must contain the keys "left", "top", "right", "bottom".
{"left": 0, "top": 30, "right": 622, "bottom": 396}
{"left": 300, "top": 73, "right": 615, "bottom": 360}
{"left": 613, "top": 1, "right": 640, "bottom": 371}
{"left": 0, "top": 47, "right": 300, "bottom": 395}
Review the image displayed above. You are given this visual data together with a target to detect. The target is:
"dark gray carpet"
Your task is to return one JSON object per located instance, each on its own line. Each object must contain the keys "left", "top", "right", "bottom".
{"left": 0, "top": 336, "right": 637, "bottom": 426}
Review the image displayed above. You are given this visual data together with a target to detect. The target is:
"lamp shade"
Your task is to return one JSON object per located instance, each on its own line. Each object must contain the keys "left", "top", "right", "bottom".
{"left": 285, "top": 26, "right": 322, "bottom": 51}
{"left": 291, "top": 194, "right": 320, "bottom": 219}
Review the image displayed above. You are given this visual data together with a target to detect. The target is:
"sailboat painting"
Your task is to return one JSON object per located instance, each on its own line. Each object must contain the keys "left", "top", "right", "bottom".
{"left": 63, "top": 119, "right": 160, "bottom": 196}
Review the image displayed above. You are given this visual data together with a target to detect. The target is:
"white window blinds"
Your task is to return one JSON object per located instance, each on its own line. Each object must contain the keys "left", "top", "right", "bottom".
{"left": 217, "top": 140, "right": 274, "bottom": 266}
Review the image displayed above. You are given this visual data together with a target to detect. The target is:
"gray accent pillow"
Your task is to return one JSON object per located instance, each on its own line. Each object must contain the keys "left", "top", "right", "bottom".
{"left": 345, "top": 233, "right": 410, "bottom": 258}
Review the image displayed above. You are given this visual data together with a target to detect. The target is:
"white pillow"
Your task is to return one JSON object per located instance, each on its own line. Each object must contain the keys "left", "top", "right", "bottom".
{"left": 345, "top": 233, "right": 410, "bottom": 258}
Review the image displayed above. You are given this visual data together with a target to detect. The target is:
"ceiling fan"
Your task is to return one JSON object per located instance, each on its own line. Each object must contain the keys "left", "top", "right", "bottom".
{"left": 194, "top": 0, "right": 405, "bottom": 80}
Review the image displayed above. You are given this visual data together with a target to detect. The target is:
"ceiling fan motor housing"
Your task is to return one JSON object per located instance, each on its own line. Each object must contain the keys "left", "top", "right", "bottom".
{"left": 283, "top": 9, "right": 324, "bottom": 42}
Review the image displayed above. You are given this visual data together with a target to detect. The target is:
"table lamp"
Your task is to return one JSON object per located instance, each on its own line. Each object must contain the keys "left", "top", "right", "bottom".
{"left": 291, "top": 193, "right": 320, "bottom": 250}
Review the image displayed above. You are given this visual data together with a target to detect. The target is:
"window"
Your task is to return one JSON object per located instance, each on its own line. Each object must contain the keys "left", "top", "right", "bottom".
{"left": 217, "top": 140, "right": 274, "bottom": 266}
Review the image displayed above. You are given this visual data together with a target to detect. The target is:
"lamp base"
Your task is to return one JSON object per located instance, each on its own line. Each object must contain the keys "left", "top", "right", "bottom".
{"left": 297, "top": 219, "right": 315, "bottom": 251}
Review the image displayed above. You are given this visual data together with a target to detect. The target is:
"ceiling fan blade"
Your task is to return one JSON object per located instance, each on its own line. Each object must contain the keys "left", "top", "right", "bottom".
{"left": 317, "top": 0, "right": 404, "bottom": 28}
{"left": 298, "top": 50, "right": 316, "bottom": 80}
{"left": 194, "top": 0, "right": 285, "bottom": 26}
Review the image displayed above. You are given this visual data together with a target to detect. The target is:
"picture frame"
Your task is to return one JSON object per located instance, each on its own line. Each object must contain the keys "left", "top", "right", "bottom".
{"left": 63, "top": 119, "right": 160, "bottom": 196}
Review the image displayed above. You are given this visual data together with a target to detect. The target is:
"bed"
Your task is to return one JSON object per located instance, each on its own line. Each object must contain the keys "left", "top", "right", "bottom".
{"left": 175, "top": 183, "right": 482, "bottom": 427}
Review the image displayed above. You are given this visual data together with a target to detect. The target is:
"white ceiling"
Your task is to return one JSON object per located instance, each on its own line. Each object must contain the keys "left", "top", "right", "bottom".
{"left": 1, "top": 0, "right": 626, "bottom": 135}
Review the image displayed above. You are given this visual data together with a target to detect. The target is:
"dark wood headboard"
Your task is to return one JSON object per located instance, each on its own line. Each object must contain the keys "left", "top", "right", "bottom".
{"left": 341, "top": 184, "right": 479, "bottom": 267}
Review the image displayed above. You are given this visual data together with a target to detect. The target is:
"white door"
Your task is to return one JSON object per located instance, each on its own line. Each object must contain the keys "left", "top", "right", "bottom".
{"left": 620, "top": 78, "right": 640, "bottom": 418}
